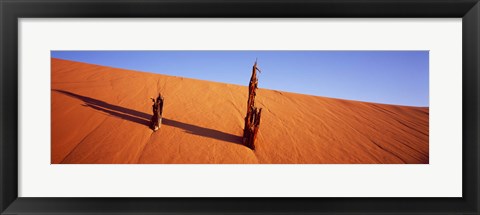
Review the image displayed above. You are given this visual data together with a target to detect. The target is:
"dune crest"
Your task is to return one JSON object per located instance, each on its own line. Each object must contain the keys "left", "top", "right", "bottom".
{"left": 51, "top": 58, "right": 428, "bottom": 164}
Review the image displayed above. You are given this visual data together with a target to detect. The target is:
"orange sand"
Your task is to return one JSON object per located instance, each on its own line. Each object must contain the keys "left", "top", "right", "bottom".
{"left": 51, "top": 58, "right": 429, "bottom": 164}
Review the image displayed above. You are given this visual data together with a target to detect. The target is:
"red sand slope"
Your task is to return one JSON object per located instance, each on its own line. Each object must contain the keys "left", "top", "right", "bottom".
{"left": 51, "top": 58, "right": 429, "bottom": 164}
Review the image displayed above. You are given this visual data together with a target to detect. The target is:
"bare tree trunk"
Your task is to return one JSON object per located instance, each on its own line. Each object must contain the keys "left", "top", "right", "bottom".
{"left": 244, "top": 106, "right": 262, "bottom": 150}
{"left": 150, "top": 93, "right": 164, "bottom": 131}
{"left": 243, "top": 61, "right": 262, "bottom": 150}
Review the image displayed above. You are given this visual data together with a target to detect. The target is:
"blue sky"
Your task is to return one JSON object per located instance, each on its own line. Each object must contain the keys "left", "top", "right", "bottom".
{"left": 51, "top": 51, "right": 429, "bottom": 107}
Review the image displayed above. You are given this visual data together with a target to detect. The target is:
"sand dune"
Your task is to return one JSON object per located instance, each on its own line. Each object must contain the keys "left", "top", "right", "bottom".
{"left": 51, "top": 58, "right": 429, "bottom": 164}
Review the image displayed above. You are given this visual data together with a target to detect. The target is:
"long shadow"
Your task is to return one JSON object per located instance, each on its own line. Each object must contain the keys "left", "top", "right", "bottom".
{"left": 53, "top": 89, "right": 243, "bottom": 145}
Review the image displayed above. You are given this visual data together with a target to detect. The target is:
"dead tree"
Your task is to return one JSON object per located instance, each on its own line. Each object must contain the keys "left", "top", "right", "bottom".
{"left": 150, "top": 93, "right": 164, "bottom": 131}
{"left": 244, "top": 106, "right": 262, "bottom": 150}
{"left": 243, "top": 61, "right": 262, "bottom": 150}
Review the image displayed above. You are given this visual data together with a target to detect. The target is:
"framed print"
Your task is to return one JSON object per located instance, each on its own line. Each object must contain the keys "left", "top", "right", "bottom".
{"left": 1, "top": 0, "right": 479, "bottom": 214}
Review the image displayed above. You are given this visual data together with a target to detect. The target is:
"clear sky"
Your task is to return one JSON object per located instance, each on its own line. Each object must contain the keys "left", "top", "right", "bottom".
{"left": 51, "top": 51, "right": 429, "bottom": 107}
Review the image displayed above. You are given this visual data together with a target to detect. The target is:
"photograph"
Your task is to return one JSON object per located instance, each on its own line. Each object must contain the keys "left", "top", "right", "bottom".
{"left": 51, "top": 50, "right": 429, "bottom": 164}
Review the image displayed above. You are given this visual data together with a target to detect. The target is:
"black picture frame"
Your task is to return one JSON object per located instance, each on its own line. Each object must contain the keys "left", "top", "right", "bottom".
{"left": 1, "top": 0, "right": 479, "bottom": 214}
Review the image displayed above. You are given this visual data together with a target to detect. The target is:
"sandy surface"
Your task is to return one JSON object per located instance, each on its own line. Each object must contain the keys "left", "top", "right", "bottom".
{"left": 51, "top": 58, "right": 429, "bottom": 164}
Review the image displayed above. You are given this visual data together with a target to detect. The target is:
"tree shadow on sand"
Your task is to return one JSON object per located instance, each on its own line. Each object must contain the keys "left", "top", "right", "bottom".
{"left": 53, "top": 89, "right": 243, "bottom": 145}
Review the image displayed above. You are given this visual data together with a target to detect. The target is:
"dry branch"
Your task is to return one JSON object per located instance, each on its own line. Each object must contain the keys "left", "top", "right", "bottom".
{"left": 243, "top": 61, "right": 262, "bottom": 150}
{"left": 150, "top": 93, "right": 164, "bottom": 131}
